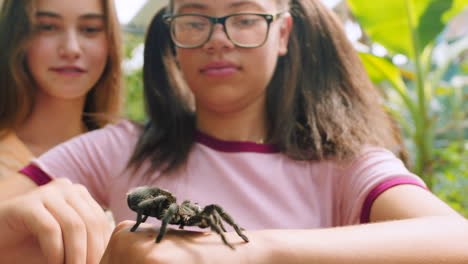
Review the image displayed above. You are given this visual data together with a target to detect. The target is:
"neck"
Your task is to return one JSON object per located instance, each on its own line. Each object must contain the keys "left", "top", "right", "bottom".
{"left": 196, "top": 97, "right": 268, "bottom": 144}
{"left": 16, "top": 91, "right": 88, "bottom": 157}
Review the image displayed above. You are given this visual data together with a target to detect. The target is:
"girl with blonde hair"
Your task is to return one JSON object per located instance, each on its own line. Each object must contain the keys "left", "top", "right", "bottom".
{"left": 0, "top": 0, "right": 123, "bottom": 179}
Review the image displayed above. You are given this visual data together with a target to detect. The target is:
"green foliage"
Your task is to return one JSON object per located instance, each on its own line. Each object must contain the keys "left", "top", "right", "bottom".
{"left": 348, "top": 0, "right": 468, "bottom": 188}
{"left": 461, "top": 60, "right": 468, "bottom": 73}
{"left": 348, "top": 0, "right": 468, "bottom": 213}
{"left": 125, "top": 68, "right": 145, "bottom": 122}
{"left": 347, "top": 0, "right": 467, "bottom": 58}
{"left": 433, "top": 142, "right": 468, "bottom": 217}
{"left": 123, "top": 33, "right": 146, "bottom": 122}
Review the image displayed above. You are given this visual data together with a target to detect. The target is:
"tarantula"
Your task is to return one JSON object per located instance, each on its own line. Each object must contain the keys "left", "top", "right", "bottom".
{"left": 127, "top": 186, "right": 249, "bottom": 249}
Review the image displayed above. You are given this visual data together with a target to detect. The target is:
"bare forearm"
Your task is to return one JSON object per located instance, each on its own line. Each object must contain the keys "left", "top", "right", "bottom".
{"left": 252, "top": 216, "right": 468, "bottom": 264}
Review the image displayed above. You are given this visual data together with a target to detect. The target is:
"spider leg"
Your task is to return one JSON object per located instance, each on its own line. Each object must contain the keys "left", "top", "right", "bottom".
{"left": 204, "top": 205, "right": 249, "bottom": 243}
{"left": 204, "top": 216, "right": 235, "bottom": 250}
{"left": 156, "top": 203, "right": 179, "bottom": 243}
{"left": 212, "top": 210, "right": 227, "bottom": 232}
{"left": 142, "top": 215, "right": 149, "bottom": 222}
{"left": 130, "top": 212, "right": 144, "bottom": 232}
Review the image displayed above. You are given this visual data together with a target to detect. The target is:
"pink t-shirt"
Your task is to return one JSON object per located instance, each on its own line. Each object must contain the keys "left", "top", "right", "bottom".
{"left": 21, "top": 120, "right": 426, "bottom": 229}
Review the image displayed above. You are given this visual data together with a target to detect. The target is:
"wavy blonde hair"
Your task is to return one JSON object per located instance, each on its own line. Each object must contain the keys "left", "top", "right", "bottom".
{"left": 0, "top": 0, "right": 123, "bottom": 136}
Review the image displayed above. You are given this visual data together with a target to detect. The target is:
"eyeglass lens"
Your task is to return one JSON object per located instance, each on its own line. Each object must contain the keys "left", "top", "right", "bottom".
{"left": 171, "top": 14, "right": 269, "bottom": 48}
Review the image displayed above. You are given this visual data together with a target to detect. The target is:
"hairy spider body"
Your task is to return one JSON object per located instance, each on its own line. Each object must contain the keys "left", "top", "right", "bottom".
{"left": 127, "top": 186, "right": 249, "bottom": 249}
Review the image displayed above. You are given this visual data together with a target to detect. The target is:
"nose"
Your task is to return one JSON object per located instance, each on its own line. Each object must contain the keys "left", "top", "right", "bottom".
{"left": 59, "top": 30, "right": 81, "bottom": 59}
{"left": 202, "top": 23, "right": 235, "bottom": 52}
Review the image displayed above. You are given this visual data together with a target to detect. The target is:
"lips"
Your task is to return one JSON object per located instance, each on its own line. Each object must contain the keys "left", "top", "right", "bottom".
{"left": 200, "top": 61, "right": 240, "bottom": 77}
{"left": 50, "top": 66, "right": 86, "bottom": 75}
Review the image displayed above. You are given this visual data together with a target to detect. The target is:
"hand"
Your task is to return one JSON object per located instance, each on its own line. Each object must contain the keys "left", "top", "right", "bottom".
{"left": 0, "top": 178, "right": 112, "bottom": 264}
{"left": 101, "top": 221, "right": 255, "bottom": 264}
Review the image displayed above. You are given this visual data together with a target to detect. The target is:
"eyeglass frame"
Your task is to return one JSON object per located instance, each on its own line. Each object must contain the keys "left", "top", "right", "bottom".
{"left": 162, "top": 12, "right": 286, "bottom": 49}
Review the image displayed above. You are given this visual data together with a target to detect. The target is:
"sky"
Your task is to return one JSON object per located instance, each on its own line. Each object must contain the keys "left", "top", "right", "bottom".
{"left": 115, "top": 0, "right": 148, "bottom": 24}
{"left": 115, "top": 0, "right": 343, "bottom": 24}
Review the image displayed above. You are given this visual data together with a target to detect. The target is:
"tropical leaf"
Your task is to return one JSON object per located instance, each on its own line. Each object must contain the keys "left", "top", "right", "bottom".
{"left": 347, "top": 0, "right": 468, "bottom": 58}
{"left": 359, "top": 53, "right": 417, "bottom": 117}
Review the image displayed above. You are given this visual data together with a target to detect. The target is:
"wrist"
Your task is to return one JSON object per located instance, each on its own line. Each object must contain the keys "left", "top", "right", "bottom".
{"left": 239, "top": 230, "right": 286, "bottom": 264}
{"left": 247, "top": 229, "right": 322, "bottom": 264}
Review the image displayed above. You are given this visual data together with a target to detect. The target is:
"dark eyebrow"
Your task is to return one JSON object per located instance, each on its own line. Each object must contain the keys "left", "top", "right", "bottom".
{"left": 228, "top": 1, "right": 266, "bottom": 10}
{"left": 176, "top": 3, "right": 207, "bottom": 12}
{"left": 35, "top": 11, "right": 105, "bottom": 20}
{"left": 175, "top": 1, "right": 266, "bottom": 13}
{"left": 79, "top": 14, "right": 105, "bottom": 20}
{"left": 36, "top": 11, "right": 60, "bottom": 18}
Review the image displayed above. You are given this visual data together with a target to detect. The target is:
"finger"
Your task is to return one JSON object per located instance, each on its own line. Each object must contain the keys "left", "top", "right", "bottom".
{"left": 44, "top": 197, "right": 87, "bottom": 264}
{"left": 68, "top": 184, "right": 110, "bottom": 264}
{"left": 15, "top": 203, "right": 65, "bottom": 264}
{"left": 53, "top": 178, "right": 111, "bottom": 263}
{"left": 75, "top": 184, "right": 112, "bottom": 243}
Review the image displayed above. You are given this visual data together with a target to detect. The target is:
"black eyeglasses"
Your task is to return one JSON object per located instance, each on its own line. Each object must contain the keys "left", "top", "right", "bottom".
{"left": 163, "top": 12, "right": 285, "bottom": 49}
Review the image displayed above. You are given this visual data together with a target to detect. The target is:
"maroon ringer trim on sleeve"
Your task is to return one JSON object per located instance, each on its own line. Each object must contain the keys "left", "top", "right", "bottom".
{"left": 360, "top": 176, "right": 428, "bottom": 224}
{"left": 19, "top": 164, "right": 52, "bottom": 186}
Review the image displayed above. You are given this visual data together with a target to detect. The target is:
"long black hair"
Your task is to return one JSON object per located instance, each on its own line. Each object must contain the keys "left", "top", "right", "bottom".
{"left": 128, "top": 0, "right": 397, "bottom": 174}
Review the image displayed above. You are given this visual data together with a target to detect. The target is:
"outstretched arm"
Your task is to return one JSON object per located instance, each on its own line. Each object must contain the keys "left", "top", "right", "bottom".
{"left": 101, "top": 185, "right": 468, "bottom": 264}
{"left": 0, "top": 179, "right": 112, "bottom": 264}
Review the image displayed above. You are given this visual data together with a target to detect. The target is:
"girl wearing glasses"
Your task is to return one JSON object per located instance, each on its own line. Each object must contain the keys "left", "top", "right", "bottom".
{"left": 0, "top": 0, "right": 122, "bottom": 181}
{"left": 1, "top": 0, "right": 468, "bottom": 263}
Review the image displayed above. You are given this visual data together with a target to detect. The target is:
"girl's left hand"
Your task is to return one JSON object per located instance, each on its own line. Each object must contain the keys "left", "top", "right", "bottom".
{"left": 100, "top": 221, "right": 262, "bottom": 264}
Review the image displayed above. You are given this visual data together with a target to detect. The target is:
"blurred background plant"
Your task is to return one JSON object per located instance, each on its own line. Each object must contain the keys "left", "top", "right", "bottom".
{"left": 121, "top": 0, "right": 468, "bottom": 216}
{"left": 123, "top": 33, "right": 145, "bottom": 121}
{"left": 121, "top": 0, "right": 165, "bottom": 122}
{"left": 346, "top": 0, "right": 468, "bottom": 216}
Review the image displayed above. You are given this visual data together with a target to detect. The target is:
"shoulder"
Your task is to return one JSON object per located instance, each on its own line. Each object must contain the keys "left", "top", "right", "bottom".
{"left": 330, "top": 146, "right": 423, "bottom": 188}
{"left": 33, "top": 119, "right": 141, "bottom": 165}
{"left": 329, "top": 147, "right": 426, "bottom": 225}
{"left": 28, "top": 120, "right": 142, "bottom": 185}
{"left": 78, "top": 119, "right": 142, "bottom": 146}
{"left": 98, "top": 119, "right": 142, "bottom": 137}
{"left": 337, "top": 147, "right": 404, "bottom": 172}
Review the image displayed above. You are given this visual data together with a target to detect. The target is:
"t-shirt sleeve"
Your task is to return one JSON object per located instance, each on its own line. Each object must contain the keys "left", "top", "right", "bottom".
{"left": 20, "top": 120, "right": 140, "bottom": 207}
{"left": 334, "top": 147, "right": 427, "bottom": 226}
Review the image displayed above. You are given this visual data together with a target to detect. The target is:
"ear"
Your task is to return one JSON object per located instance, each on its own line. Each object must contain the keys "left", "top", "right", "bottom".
{"left": 278, "top": 13, "right": 293, "bottom": 56}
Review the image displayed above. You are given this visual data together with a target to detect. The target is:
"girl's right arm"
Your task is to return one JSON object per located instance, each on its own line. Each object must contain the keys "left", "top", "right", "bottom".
{"left": 0, "top": 121, "right": 137, "bottom": 264}
{"left": 0, "top": 178, "right": 111, "bottom": 264}
{"left": 0, "top": 121, "right": 137, "bottom": 263}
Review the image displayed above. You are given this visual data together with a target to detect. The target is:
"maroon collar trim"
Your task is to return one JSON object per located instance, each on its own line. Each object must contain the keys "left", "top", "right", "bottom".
{"left": 195, "top": 131, "right": 280, "bottom": 153}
